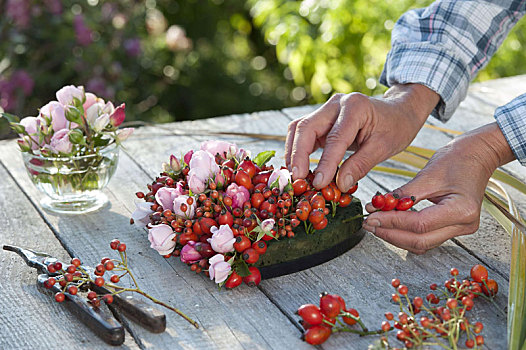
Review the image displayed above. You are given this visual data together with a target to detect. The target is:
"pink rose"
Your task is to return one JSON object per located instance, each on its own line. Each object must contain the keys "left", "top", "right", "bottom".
{"left": 56, "top": 85, "right": 85, "bottom": 106}
{"left": 261, "top": 218, "right": 275, "bottom": 232}
{"left": 116, "top": 128, "right": 134, "bottom": 142}
{"left": 93, "top": 114, "right": 110, "bottom": 132}
{"left": 207, "top": 224, "right": 235, "bottom": 253}
{"left": 200, "top": 140, "right": 237, "bottom": 159}
{"left": 170, "top": 155, "right": 181, "bottom": 172}
{"left": 83, "top": 92, "right": 98, "bottom": 110}
{"left": 40, "top": 101, "right": 68, "bottom": 131}
{"left": 235, "top": 148, "right": 251, "bottom": 161}
{"left": 173, "top": 195, "right": 196, "bottom": 218}
{"left": 180, "top": 241, "right": 202, "bottom": 264}
{"left": 148, "top": 224, "right": 176, "bottom": 255}
{"left": 214, "top": 172, "right": 226, "bottom": 190}
{"left": 109, "top": 103, "right": 125, "bottom": 127}
{"left": 189, "top": 150, "right": 219, "bottom": 178}
{"left": 187, "top": 172, "right": 206, "bottom": 194}
{"left": 208, "top": 254, "right": 231, "bottom": 284}
{"left": 49, "top": 129, "right": 72, "bottom": 154}
{"left": 20, "top": 116, "right": 45, "bottom": 149}
{"left": 184, "top": 150, "right": 193, "bottom": 164}
{"left": 225, "top": 183, "right": 250, "bottom": 209}
{"left": 155, "top": 186, "right": 183, "bottom": 210}
{"left": 131, "top": 202, "right": 154, "bottom": 227}
{"left": 85, "top": 101, "right": 115, "bottom": 127}
{"left": 268, "top": 168, "right": 292, "bottom": 194}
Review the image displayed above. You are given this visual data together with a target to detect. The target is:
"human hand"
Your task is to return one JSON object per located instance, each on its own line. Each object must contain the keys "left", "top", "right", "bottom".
{"left": 285, "top": 84, "right": 440, "bottom": 191}
{"left": 363, "top": 123, "right": 516, "bottom": 254}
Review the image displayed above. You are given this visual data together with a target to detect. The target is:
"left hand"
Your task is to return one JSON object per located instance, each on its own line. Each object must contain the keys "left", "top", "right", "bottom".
{"left": 362, "top": 123, "right": 515, "bottom": 254}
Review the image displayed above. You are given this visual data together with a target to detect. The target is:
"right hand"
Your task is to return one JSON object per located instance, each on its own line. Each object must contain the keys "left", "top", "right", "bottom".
{"left": 285, "top": 84, "right": 440, "bottom": 191}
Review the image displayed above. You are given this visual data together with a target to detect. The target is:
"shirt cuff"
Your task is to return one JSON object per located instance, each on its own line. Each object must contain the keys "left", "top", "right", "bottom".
{"left": 494, "top": 94, "right": 526, "bottom": 166}
{"left": 380, "top": 42, "right": 471, "bottom": 122}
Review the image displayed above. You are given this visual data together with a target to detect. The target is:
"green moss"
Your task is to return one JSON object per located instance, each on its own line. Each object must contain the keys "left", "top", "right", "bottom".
{"left": 256, "top": 198, "right": 363, "bottom": 267}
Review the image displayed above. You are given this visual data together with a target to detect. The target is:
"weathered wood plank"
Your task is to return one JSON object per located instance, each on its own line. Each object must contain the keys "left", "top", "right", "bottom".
{"left": 0, "top": 162, "right": 139, "bottom": 350}
{"left": 0, "top": 140, "right": 310, "bottom": 350}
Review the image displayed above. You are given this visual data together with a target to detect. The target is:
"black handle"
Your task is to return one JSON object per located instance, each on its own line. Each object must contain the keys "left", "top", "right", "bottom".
{"left": 37, "top": 274, "right": 125, "bottom": 346}
{"left": 91, "top": 284, "right": 166, "bottom": 333}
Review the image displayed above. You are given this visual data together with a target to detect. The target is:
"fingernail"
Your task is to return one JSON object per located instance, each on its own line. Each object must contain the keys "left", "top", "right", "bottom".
{"left": 313, "top": 172, "right": 324, "bottom": 188}
{"left": 342, "top": 175, "right": 354, "bottom": 192}
{"left": 292, "top": 166, "right": 299, "bottom": 179}
{"left": 367, "top": 219, "right": 380, "bottom": 227}
{"left": 364, "top": 225, "right": 375, "bottom": 234}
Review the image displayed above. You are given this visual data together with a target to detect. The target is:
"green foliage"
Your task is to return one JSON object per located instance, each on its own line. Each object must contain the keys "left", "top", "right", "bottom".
{"left": 248, "top": 0, "right": 526, "bottom": 101}
{"left": 1, "top": 0, "right": 526, "bottom": 141}
{"left": 248, "top": 0, "right": 433, "bottom": 101}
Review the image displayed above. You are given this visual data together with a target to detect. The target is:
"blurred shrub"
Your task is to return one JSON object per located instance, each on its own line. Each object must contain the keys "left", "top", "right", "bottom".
{"left": 248, "top": 0, "right": 526, "bottom": 100}
{"left": 0, "top": 0, "right": 295, "bottom": 138}
{"left": 1, "top": 0, "right": 526, "bottom": 139}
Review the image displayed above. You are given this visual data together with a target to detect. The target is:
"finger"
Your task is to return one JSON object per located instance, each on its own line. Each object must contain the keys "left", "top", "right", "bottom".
{"left": 364, "top": 199, "right": 477, "bottom": 234}
{"left": 290, "top": 95, "right": 342, "bottom": 180}
{"left": 365, "top": 202, "right": 376, "bottom": 213}
{"left": 336, "top": 140, "right": 386, "bottom": 192}
{"left": 313, "top": 97, "right": 360, "bottom": 189}
{"left": 285, "top": 119, "right": 299, "bottom": 170}
{"left": 391, "top": 169, "right": 443, "bottom": 203}
{"left": 363, "top": 224, "right": 467, "bottom": 254}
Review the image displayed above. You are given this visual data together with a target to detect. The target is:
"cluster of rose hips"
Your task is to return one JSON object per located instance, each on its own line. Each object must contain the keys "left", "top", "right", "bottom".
{"left": 297, "top": 292, "right": 383, "bottom": 345}
{"left": 371, "top": 192, "right": 415, "bottom": 211}
{"left": 43, "top": 239, "right": 198, "bottom": 328}
{"left": 292, "top": 174, "right": 357, "bottom": 233}
{"left": 384, "top": 264, "right": 497, "bottom": 349}
{"left": 43, "top": 240, "right": 128, "bottom": 307}
{"left": 134, "top": 151, "right": 357, "bottom": 289}
{"left": 298, "top": 264, "right": 498, "bottom": 349}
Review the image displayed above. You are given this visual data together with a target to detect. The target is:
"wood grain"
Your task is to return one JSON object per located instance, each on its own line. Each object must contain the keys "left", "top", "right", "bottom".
{"left": 1, "top": 75, "right": 524, "bottom": 349}
{"left": 0, "top": 141, "right": 310, "bottom": 350}
{"left": 0, "top": 162, "right": 139, "bottom": 349}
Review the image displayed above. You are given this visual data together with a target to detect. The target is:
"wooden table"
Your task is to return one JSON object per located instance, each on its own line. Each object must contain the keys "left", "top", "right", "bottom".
{"left": 1, "top": 75, "right": 525, "bottom": 349}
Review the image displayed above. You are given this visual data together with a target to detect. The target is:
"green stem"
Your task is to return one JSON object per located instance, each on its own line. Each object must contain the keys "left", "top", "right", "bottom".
{"left": 342, "top": 213, "right": 369, "bottom": 223}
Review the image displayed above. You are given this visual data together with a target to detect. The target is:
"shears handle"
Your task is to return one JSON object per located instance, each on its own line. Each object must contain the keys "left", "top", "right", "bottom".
{"left": 37, "top": 274, "right": 125, "bottom": 346}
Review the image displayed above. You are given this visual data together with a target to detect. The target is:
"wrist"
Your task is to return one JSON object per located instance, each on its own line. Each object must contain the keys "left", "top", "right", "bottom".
{"left": 452, "top": 123, "right": 515, "bottom": 175}
{"left": 383, "top": 83, "right": 440, "bottom": 125}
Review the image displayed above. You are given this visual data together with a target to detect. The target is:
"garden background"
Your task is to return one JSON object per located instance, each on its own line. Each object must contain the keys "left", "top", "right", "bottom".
{"left": 1, "top": 0, "right": 526, "bottom": 139}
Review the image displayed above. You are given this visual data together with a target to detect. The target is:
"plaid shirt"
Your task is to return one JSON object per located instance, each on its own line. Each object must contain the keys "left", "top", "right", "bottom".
{"left": 380, "top": 0, "right": 526, "bottom": 165}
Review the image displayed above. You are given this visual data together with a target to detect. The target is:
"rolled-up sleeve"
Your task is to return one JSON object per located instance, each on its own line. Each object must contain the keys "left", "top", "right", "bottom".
{"left": 380, "top": 0, "right": 526, "bottom": 121}
{"left": 495, "top": 94, "right": 526, "bottom": 165}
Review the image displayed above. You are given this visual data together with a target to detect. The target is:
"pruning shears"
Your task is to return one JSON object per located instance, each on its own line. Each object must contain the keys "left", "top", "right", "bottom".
{"left": 3, "top": 244, "right": 166, "bottom": 346}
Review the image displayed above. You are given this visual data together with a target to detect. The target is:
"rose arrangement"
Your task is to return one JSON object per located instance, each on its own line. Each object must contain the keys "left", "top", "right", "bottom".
{"left": 4, "top": 85, "right": 133, "bottom": 155}
{"left": 131, "top": 140, "right": 358, "bottom": 288}
{"left": 2, "top": 85, "right": 133, "bottom": 203}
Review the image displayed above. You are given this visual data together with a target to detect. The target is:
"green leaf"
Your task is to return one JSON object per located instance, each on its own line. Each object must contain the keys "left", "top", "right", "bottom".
{"left": 269, "top": 176, "right": 280, "bottom": 190}
{"left": 1, "top": 112, "right": 20, "bottom": 123}
{"left": 253, "top": 150, "right": 275, "bottom": 167}
{"left": 233, "top": 259, "right": 251, "bottom": 277}
{"left": 92, "top": 135, "right": 110, "bottom": 148}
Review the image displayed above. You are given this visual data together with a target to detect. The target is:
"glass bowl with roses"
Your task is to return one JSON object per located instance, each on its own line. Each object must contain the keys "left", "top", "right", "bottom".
{"left": 2, "top": 85, "right": 133, "bottom": 214}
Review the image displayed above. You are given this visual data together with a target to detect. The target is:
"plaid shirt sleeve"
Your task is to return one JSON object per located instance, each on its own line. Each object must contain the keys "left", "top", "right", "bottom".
{"left": 380, "top": 0, "right": 526, "bottom": 164}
